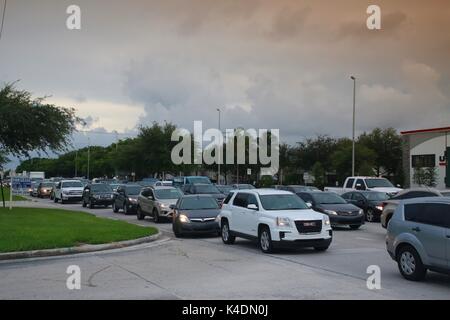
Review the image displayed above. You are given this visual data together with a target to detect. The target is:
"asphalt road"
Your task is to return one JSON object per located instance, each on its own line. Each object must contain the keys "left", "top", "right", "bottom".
{"left": 1, "top": 196, "right": 449, "bottom": 299}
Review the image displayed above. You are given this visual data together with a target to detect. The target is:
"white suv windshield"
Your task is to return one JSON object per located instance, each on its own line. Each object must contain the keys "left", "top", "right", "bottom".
{"left": 155, "top": 189, "right": 182, "bottom": 199}
{"left": 62, "top": 181, "right": 83, "bottom": 188}
{"left": 259, "top": 194, "right": 308, "bottom": 210}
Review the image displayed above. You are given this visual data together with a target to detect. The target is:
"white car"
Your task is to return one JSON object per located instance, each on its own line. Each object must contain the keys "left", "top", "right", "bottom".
{"left": 54, "top": 180, "right": 84, "bottom": 204}
{"left": 218, "top": 189, "right": 333, "bottom": 253}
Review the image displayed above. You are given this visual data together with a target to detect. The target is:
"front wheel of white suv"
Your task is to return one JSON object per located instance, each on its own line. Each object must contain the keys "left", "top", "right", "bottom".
{"left": 259, "top": 226, "right": 274, "bottom": 254}
{"left": 221, "top": 220, "right": 235, "bottom": 244}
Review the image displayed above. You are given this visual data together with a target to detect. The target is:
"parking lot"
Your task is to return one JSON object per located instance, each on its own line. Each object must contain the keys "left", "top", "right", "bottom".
{"left": 0, "top": 195, "right": 449, "bottom": 300}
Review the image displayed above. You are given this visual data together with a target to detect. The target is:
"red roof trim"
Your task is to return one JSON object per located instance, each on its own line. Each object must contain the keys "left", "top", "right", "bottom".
{"left": 401, "top": 126, "right": 450, "bottom": 135}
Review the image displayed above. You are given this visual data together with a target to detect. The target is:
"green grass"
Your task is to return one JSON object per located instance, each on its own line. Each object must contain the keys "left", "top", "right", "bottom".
{"left": 0, "top": 187, "right": 27, "bottom": 201}
{"left": 0, "top": 207, "right": 158, "bottom": 253}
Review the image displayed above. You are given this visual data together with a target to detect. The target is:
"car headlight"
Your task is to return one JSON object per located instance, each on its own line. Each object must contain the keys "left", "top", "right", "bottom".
{"left": 323, "top": 216, "right": 331, "bottom": 225}
{"left": 128, "top": 197, "right": 137, "bottom": 203}
{"left": 179, "top": 214, "right": 190, "bottom": 223}
{"left": 159, "top": 203, "right": 168, "bottom": 209}
{"left": 110, "top": 194, "right": 114, "bottom": 199}
{"left": 215, "top": 215, "right": 221, "bottom": 223}
{"left": 276, "top": 217, "right": 292, "bottom": 227}
{"left": 359, "top": 209, "right": 364, "bottom": 215}
{"left": 94, "top": 195, "right": 101, "bottom": 199}
{"left": 324, "top": 209, "right": 338, "bottom": 215}
{"left": 375, "top": 205, "right": 383, "bottom": 211}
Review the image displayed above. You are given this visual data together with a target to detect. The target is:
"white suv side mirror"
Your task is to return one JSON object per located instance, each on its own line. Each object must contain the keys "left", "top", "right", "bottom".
{"left": 247, "top": 204, "right": 258, "bottom": 210}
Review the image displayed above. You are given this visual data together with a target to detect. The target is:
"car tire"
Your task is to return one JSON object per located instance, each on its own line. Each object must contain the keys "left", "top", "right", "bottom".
{"left": 82, "top": 200, "right": 87, "bottom": 208}
{"left": 221, "top": 220, "right": 235, "bottom": 244}
{"left": 153, "top": 209, "right": 160, "bottom": 223}
{"left": 397, "top": 245, "right": 427, "bottom": 281}
{"left": 173, "top": 223, "right": 183, "bottom": 238}
{"left": 89, "top": 200, "right": 94, "bottom": 209}
{"left": 124, "top": 203, "right": 129, "bottom": 215}
{"left": 61, "top": 199, "right": 65, "bottom": 204}
{"left": 259, "top": 226, "right": 274, "bottom": 254}
{"left": 112, "top": 202, "right": 119, "bottom": 213}
{"left": 54, "top": 197, "right": 58, "bottom": 203}
{"left": 365, "top": 209, "right": 375, "bottom": 222}
{"left": 350, "top": 224, "right": 361, "bottom": 230}
{"left": 137, "top": 207, "right": 145, "bottom": 220}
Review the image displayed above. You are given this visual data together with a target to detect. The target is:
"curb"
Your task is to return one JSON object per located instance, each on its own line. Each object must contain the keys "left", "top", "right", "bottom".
{"left": 0, "top": 231, "right": 161, "bottom": 261}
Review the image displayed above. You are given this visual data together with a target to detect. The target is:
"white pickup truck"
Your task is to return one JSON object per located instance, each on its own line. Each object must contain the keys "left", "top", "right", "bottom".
{"left": 324, "top": 176, "right": 402, "bottom": 197}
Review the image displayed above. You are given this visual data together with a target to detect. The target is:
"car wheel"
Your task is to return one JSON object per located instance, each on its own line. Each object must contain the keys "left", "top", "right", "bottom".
{"left": 137, "top": 207, "right": 145, "bottom": 220}
{"left": 350, "top": 224, "right": 361, "bottom": 230}
{"left": 221, "top": 220, "right": 235, "bottom": 244}
{"left": 54, "top": 197, "right": 58, "bottom": 203}
{"left": 89, "top": 200, "right": 94, "bottom": 209}
{"left": 82, "top": 200, "right": 87, "bottom": 208}
{"left": 124, "top": 203, "right": 129, "bottom": 215}
{"left": 112, "top": 202, "right": 119, "bottom": 213}
{"left": 153, "top": 209, "right": 160, "bottom": 223}
{"left": 173, "top": 223, "right": 183, "bottom": 238}
{"left": 314, "top": 245, "right": 329, "bottom": 252}
{"left": 259, "top": 226, "right": 274, "bottom": 254}
{"left": 365, "top": 209, "right": 375, "bottom": 222}
{"left": 397, "top": 245, "right": 427, "bottom": 281}
{"left": 61, "top": 199, "right": 65, "bottom": 204}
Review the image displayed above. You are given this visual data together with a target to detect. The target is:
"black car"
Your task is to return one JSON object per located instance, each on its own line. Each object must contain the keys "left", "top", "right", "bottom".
{"left": 341, "top": 191, "right": 389, "bottom": 222}
{"left": 296, "top": 191, "right": 364, "bottom": 229}
{"left": 82, "top": 183, "right": 114, "bottom": 209}
{"left": 182, "top": 183, "right": 226, "bottom": 204}
{"left": 172, "top": 195, "right": 221, "bottom": 237}
{"left": 216, "top": 185, "right": 233, "bottom": 195}
{"left": 277, "top": 185, "right": 320, "bottom": 192}
{"left": 112, "top": 184, "right": 142, "bottom": 214}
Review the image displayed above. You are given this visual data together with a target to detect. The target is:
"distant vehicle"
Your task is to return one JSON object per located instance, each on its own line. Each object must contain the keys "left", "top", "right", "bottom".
{"left": 37, "top": 181, "right": 54, "bottom": 198}
{"left": 216, "top": 185, "right": 233, "bottom": 195}
{"left": 325, "top": 176, "right": 402, "bottom": 197}
{"left": 182, "top": 183, "right": 226, "bottom": 204}
{"left": 137, "top": 178, "right": 159, "bottom": 187}
{"left": 154, "top": 180, "right": 173, "bottom": 187}
{"left": 173, "top": 176, "right": 212, "bottom": 188}
{"left": 218, "top": 189, "right": 333, "bottom": 253}
{"left": 296, "top": 191, "right": 364, "bottom": 230}
{"left": 231, "top": 184, "right": 255, "bottom": 190}
{"left": 53, "top": 180, "right": 84, "bottom": 204}
{"left": 112, "top": 184, "right": 142, "bottom": 214}
{"left": 137, "top": 186, "right": 183, "bottom": 222}
{"left": 277, "top": 185, "right": 321, "bottom": 193}
{"left": 341, "top": 191, "right": 389, "bottom": 222}
{"left": 386, "top": 197, "right": 450, "bottom": 281}
{"left": 28, "top": 171, "right": 45, "bottom": 181}
{"left": 82, "top": 183, "right": 114, "bottom": 209}
{"left": 380, "top": 188, "right": 444, "bottom": 228}
{"left": 29, "top": 182, "right": 39, "bottom": 197}
{"left": 109, "top": 183, "right": 121, "bottom": 192}
{"left": 172, "top": 195, "right": 221, "bottom": 237}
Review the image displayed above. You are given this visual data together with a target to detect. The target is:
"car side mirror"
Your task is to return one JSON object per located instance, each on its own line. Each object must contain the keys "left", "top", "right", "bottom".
{"left": 247, "top": 204, "right": 258, "bottom": 210}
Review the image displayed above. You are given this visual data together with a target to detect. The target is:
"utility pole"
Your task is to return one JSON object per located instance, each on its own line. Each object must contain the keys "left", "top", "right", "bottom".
{"left": 351, "top": 76, "right": 356, "bottom": 176}
{"left": 74, "top": 150, "right": 78, "bottom": 177}
{"left": 87, "top": 137, "right": 90, "bottom": 180}
{"left": 217, "top": 108, "right": 221, "bottom": 184}
{"left": 114, "top": 130, "right": 119, "bottom": 178}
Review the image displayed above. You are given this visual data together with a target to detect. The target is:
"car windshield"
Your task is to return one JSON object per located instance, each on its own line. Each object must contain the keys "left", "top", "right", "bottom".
{"left": 259, "top": 194, "right": 308, "bottom": 210}
{"left": 126, "top": 186, "right": 142, "bottom": 195}
{"left": 62, "top": 181, "right": 83, "bottom": 188}
{"left": 41, "top": 183, "right": 53, "bottom": 188}
{"left": 155, "top": 188, "right": 182, "bottom": 199}
{"left": 237, "top": 184, "right": 255, "bottom": 189}
{"left": 312, "top": 193, "right": 347, "bottom": 204}
{"left": 217, "top": 185, "right": 233, "bottom": 193}
{"left": 187, "top": 177, "right": 211, "bottom": 184}
{"left": 179, "top": 197, "right": 219, "bottom": 210}
{"left": 195, "top": 185, "right": 220, "bottom": 194}
{"left": 365, "top": 192, "right": 389, "bottom": 201}
{"left": 365, "top": 178, "right": 394, "bottom": 188}
{"left": 91, "top": 184, "right": 112, "bottom": 192}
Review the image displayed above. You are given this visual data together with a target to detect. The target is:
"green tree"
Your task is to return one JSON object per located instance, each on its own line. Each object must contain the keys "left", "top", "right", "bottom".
{"left": 311, "top": 162, "right": 325, "bottom": 190}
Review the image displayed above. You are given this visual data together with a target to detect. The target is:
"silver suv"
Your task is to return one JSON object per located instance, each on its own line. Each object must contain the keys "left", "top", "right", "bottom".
{"left": 137, "top": 186, "right": 183, "bottom": 222}
{"left": 386, "top": 197, "right": 450, "bottom": 281}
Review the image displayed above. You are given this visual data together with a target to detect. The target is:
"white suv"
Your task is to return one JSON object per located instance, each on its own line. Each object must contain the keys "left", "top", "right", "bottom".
{"left": 218, "top": 189, "right": 333, "bottom": 253}
{"left": 54, "top": 180, "right": 84, "bottom": 204}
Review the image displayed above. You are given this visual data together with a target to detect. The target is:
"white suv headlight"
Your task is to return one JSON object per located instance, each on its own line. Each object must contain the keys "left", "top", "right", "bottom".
{"left": 323, "top": 215, "right": 331, "bottom": 226}
{"left": 276, "top": 217, "right": 292, "bottom": 228}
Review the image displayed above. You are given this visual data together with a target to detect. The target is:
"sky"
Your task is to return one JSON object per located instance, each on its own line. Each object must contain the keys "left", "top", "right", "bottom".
{"left": 1, "top": 0, "right": 449, "bottom": 168}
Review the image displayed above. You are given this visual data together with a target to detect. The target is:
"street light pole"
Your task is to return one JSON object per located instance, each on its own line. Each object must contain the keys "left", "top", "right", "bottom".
{"left": 87, "top": 137, "right": 90, "bottom": 180}
{"left": 217, "top": 108, "right": 221, "bottom": 185}
{"left": 351, "top": 76, "right": 356, "bottom": 176}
